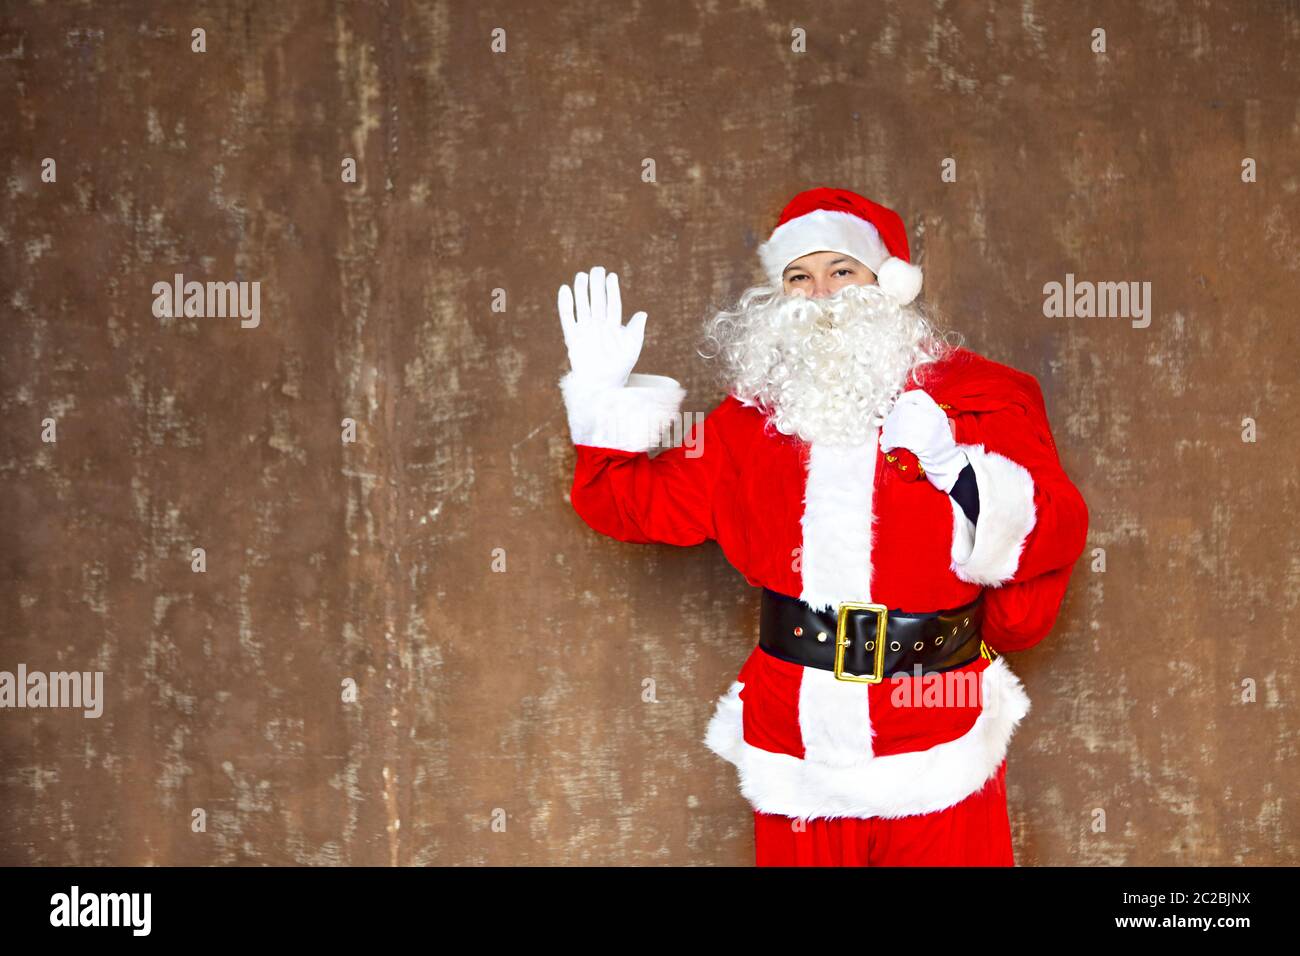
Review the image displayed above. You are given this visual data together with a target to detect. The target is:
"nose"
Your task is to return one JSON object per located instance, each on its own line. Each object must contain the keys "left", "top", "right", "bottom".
{"left": 809, "top": 280, "right": 832, "bottom": 300}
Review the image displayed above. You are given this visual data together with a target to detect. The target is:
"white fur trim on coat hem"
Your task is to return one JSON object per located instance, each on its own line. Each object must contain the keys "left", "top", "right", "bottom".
{"left": 703, "top": 655, "right": 1031, "bottom": 821}
{"left": 948, "top": 443, "right": 1037, "bottom": 587}
{"left": 558, "top": 370, "right": 686, "bottom": 453}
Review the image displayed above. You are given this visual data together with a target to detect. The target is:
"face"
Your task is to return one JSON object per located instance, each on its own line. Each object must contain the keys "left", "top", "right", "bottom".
{"left": 781, "top": 251, "right": 877, "bottom": 298}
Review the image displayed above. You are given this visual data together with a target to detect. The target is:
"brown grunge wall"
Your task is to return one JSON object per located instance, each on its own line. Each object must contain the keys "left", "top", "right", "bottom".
{"left": 2, "top": 1, "right": 1297, "bottom": 866}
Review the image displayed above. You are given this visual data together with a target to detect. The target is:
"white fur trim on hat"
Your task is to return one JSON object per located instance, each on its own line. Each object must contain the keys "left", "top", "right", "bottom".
{"left": 758, "top": 208, "right": 923, "bottom": 304}
{"left": 758, "top": 209, "right": 889, "bottom": 287}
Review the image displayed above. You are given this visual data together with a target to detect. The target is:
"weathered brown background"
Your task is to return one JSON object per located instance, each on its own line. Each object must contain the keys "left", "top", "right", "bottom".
{"left": 2, "top": 0, "right": 1297, "bottom": 866}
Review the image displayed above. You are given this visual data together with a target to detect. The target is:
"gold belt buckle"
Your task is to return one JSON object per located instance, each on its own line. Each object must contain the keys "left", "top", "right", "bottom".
{"left": 834, "top": 602, "right": 889, "bottom": 684}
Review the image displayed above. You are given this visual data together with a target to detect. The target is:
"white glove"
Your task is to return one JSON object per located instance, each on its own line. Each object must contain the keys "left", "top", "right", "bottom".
{"left": 879, "top": 389, "right": 969, "bottom": 493}
{"left": 558, "top": 266, "right": 647, "bottom": 390}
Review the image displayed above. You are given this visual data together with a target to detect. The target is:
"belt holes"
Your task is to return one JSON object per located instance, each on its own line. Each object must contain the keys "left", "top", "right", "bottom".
{"left": 865, "top": 640, "right": 874, "bottom": 650}
{"left": 913, "top": 640, "right": 924, "bottom": 651}
{"left": 890, "top": 641, "right": 900, "bottom": 652}
{"left": 793, "top": 626, "right": 803, "bottom": 637}
{"left": 936, "top": 636, "right": 945, "bottom": 645}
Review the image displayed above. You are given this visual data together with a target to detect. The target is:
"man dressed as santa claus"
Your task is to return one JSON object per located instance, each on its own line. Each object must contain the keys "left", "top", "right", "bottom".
{"left": 556, "top": 187, "right": 1089, "bottom": 866}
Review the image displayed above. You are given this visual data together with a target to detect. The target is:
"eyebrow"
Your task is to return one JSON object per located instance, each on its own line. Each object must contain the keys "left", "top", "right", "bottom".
{"left": 783, "top": 257, "right": 853, "bottom": 276}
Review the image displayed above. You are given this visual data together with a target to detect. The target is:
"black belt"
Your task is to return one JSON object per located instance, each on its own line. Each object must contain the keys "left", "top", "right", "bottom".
{"left": 758, "top": 587, "right": 993, "bottom": 684}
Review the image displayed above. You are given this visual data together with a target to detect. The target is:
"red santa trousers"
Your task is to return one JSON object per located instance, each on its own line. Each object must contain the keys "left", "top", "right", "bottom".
{"left": 753, "top": 758, "right": 1014, "bottom": 866}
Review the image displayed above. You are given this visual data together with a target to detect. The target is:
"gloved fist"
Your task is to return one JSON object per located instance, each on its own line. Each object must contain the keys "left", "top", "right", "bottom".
{"left": 558, "top": 266, "right": 647, "bottom": 391}
{"left": 880, "top": 389, "right": 968, "bottom": 493}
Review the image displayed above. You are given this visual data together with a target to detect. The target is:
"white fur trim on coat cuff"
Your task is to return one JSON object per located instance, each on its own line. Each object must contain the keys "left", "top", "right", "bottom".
{"left": 559, "top": 370, "right": 686, "bottom": 453}
{"left": 948, "top": 443, "right": 1037, "bottom": 587}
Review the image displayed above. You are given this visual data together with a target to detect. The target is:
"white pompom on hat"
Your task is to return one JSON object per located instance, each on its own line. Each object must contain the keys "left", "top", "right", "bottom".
{"left": 757, "top": 187, "right": 924, "bottom": 305}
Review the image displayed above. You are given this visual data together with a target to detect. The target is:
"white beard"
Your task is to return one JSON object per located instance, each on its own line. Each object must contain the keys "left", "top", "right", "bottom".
{"left": 703, "top": 282, "right": 951, "bottom": 446}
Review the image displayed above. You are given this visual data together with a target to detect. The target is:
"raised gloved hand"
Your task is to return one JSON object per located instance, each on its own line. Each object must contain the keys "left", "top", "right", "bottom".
{"left": 879, "top": 389, "right": 968, "bottom": 494}
{"left": 558, "top": 266, "right": 647, "bottom": 390}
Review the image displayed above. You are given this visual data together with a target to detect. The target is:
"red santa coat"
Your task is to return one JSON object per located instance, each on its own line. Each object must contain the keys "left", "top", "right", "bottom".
{"left": 559, "top": 346, "right": 1089, "bottom": 820}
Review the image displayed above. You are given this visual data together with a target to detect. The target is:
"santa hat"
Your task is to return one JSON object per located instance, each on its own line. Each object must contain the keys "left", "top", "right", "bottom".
{"left": 757, "top": 187, "right": 923, "bottom": 305}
